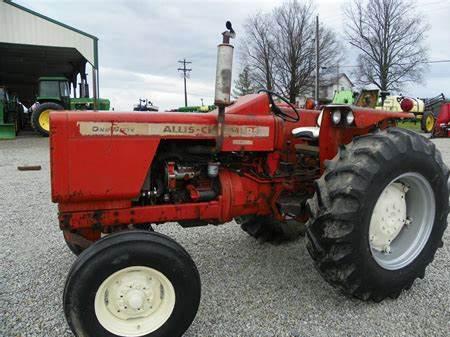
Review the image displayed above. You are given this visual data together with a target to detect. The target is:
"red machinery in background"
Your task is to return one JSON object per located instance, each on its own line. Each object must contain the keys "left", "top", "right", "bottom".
{"left": 432, "top": 103, "right": 450, "bottom": 138}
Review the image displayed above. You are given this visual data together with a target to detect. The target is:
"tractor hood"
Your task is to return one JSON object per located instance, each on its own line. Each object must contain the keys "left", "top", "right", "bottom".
{"left": 49, "top": 94, "right": 277, "bottom": 204}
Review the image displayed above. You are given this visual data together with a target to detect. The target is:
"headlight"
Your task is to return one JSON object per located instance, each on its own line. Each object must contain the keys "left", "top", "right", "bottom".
{"left": 332, "top": 110, "right": 342, "bottom": 124}
{"left": 346, "top": 111, "right": 355, "bottom": 125}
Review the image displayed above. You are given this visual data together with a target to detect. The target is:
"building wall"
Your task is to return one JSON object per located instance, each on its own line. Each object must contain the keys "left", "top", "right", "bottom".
{"left": 320, "top": 75, "right": 353, "bottom": 101}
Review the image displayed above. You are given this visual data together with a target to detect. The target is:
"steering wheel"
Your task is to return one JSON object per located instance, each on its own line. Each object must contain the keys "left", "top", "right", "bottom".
{"left": 258, "top": 89, "right": 300, "bottom": 122}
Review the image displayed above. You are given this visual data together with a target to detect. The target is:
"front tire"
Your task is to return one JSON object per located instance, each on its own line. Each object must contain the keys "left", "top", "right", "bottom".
{"left": 63, "top": 225, "right": 154, "bottom": 256}
{"left": 64, "top": 231, "right": 201, "bottom": 337}
{"left": 306, "top": 128, "right": 449, "bottom": 301}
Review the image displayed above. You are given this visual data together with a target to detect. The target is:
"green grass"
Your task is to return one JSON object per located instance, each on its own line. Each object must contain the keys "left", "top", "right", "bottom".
{"left": 396, "top": 120, "right": 422, "bottom": 132}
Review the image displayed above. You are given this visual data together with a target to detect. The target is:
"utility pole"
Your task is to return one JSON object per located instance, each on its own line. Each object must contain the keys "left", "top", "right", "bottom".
{"left": 178, "top": 59, "right": 192, "bottom": 107}
{"left": 314, "top": 15, "right": 319, "bottom": 103}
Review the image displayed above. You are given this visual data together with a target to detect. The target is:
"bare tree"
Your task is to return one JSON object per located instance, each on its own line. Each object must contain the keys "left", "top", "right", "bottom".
{"left": 273, "top": 1, "right": 343, "bottom": 102}
{"left": 271, "top": 1, "right": 315, "bottom": 101}
{"left": 239, "top": 13, "right": 276, "bottom": 91}
{"left": 345, "top": 0, "right": 429, "bottom": 91}
{"left": 240, "top": 1, "right": 343, "bottom": 103}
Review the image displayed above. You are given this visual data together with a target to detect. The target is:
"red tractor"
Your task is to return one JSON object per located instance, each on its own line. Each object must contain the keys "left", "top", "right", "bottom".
{"left": 431, "top": 102, "right": 450, "bottom": 138}
{"left": 50, "top": 23, "right": 449, "bottom": 337}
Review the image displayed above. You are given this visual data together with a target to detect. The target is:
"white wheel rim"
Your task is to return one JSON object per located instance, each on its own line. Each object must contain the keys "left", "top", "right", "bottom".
{"left": 94, "top": 266, "right": 176, "bottom": 337}
{"left": 369, "top": 172, "right": 435, "bottom": 270}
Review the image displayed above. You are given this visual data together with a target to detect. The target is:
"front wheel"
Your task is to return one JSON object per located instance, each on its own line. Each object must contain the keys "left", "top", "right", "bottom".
{"left": 31, "top": 102, "right": 63, "bottom": 136}
{"left": 64, "top": 231, "right": 201, "bottom": 337}
{"left": 306, "top": 128, "right": 449, "bottom": 301}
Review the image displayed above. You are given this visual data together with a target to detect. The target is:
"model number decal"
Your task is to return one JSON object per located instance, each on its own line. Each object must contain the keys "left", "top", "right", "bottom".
{"left": 77, "top": 122, "right": 269, "bottom": 138}
{"left": 233, "top": 139, "right": 254, "bottom": 145}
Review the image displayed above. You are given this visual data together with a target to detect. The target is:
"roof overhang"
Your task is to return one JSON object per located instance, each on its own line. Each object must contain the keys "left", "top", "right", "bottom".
{"left": 0, "top": 0, "right": 99, "bottom": 106}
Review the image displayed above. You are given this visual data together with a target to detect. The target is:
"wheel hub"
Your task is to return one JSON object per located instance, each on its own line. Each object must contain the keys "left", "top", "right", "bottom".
{"left": 107, "top": 272, "right": 155, "bottom": 320}
{"left": 126, "top": 290, "right": 145, "bottom": 310}
{"left": 38, "top": 109, "right": 51, "bottom": 131}
{"left": 95, "top": 266, "right": 176, "bottom": 337}
{"left": 369, "top": 182, "right": 408, "bottom": 253}
{"left": 368, "top": 172, "right": 435, "bottom": 270}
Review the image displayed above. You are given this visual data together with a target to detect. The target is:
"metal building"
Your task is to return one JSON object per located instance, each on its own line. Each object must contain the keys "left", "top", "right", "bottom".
{"left": 0, "top": 0, "right": 100, "bottom": 107}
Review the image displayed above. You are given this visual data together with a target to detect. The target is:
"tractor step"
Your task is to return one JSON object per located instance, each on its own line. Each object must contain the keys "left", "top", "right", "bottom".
{"left": 0, "top": 123, "right": 16, "bottom": 139}
{"left": 277, "top": 193, "right": 309, "bottom": 216}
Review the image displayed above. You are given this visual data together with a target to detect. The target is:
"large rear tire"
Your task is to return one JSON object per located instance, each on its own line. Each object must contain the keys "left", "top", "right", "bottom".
{"left": 31, "top": 102, "right": 63, "bottom": 136}
{"left": 64, "top": 231, "right": 201, "bottom": 337}
{"left": 306, "top": 127, "right": 449, "bottom": 301}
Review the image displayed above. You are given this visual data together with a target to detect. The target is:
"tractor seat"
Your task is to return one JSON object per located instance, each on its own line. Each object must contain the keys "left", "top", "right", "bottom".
{"left": 292, "top": 127, "right": 320, "bottom": 140}
{"left": 291, "top": 110, "right": 323, "bottom": 140}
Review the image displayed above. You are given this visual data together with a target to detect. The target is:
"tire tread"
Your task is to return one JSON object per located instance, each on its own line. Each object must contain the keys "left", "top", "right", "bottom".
{"left": 306, "top": 127, "right": 450, "bottom": 301}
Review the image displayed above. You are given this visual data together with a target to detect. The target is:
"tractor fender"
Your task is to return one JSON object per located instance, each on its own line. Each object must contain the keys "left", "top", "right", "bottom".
{"left": 318, "top": 106, "right": 414, "bottom": 166}
{"left": 323, "top": 105, "right": 414, "bottom": 129}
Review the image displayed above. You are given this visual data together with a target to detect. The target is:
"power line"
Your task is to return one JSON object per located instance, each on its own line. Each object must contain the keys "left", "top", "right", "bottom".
{"left": 177, "top": 59, "right": 192, "bottom": 107}
{"left": 427, "top": 60, "right": 450, "bottom": 63}
{"left": 335, "top": 59, "right": 450, "bottom": 68}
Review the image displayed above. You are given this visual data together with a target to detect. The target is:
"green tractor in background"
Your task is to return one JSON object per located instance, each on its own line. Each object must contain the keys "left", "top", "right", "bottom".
{"left": 0, "top": 86, "right": 24, "bottom": 139}
{"left": 331, "top": 89, "right": 357, "bottom": 104}
{"left": 176, "top": 105, "right": 216, "bottom": 112}
{"left": 31, "top": 77, "right": 110, "bottom": 136}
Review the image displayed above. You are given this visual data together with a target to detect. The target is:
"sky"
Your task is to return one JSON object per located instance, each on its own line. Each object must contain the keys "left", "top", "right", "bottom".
{"left": 15, "top": 0, "right": 450, "bottom": 111}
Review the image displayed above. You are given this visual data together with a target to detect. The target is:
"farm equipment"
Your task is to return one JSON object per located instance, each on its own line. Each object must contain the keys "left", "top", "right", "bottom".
{"left": 176, "top": 105, "right": 216, "bottom": 112}
{"left": 378, "top": 95, "right": 424, "bottom": 114}
{"left": 331, "top": 89, "right": 356, "bottom": 104}
{"left": 431, "top": 102, "right": 450, "bottom": 138}
{"left": 422, "top": 93, "right": 447, "bottom": 133}
{"left": 0, "top": 86, "right": 24, "bottom": 139}
{"left": 50, "top": 22, "right": 449, "bottom": 337}
{"left": 133, "top": 98, "right": 159, "bottom": 112}
{"left": 31, "top": 76, "right": 110, "bottom": 136}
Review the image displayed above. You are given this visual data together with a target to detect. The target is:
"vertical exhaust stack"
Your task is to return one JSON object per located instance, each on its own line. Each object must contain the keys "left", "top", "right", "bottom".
{"left": 214, "top": 21, "right": 235, "bottom": 152}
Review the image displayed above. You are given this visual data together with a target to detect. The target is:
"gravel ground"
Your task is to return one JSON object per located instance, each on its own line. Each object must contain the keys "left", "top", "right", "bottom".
{"left": 1, "top": 135, "right": 449, "bottom": 337}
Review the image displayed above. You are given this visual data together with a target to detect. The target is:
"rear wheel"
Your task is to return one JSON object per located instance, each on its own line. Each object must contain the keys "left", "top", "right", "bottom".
{"left": 237, "top": 215, "right": 306, "bottom": 243}
{"left": 306, "top": 127, "right": 449, "bottom": 301}
{"left": 31, "top": 102, "right": 63, "bottom": 136}
{"left": 421, "top": 111, "right": 435, "bottom": 133}
{"left": 64, "top": 231, "right": 201, "bottom": 337}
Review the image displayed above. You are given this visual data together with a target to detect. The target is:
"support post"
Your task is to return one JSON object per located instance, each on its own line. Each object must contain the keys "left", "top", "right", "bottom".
{"left": 178, "top": 59, "right": 192, "bottom": 108}
{"left": 92, "top": 67, "right": 98, "bottom": 110}
{"left": 183, "top": 75, "right": 187, "bottom": 107}
{"left": 97, "top": 66, "right": 100, "bottom": 98}
{"left": 314, "top": 15, "right": 320, "bottom": 103}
